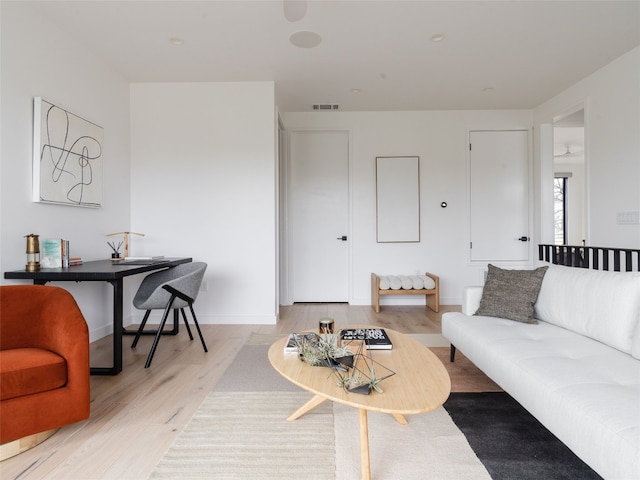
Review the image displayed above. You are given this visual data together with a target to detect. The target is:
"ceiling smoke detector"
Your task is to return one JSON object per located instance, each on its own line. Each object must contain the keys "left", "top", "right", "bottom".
{"left": 312, "top": 104, "right": 339, "bottom": 111}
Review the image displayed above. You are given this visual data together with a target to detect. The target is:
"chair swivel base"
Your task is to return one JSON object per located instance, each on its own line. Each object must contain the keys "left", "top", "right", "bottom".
{"left": 0, "top": 429, "right": 58, "bottom": 461}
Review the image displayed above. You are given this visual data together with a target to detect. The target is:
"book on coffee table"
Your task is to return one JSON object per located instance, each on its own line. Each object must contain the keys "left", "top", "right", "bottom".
{"left": 339, "top": 328, "right": 393, "bottom": 350}
{"left": 283, "top": 333, "right": 318, "bottom": 353}
{"left": 284, "top": 333, "right": 301, "bottom": 353}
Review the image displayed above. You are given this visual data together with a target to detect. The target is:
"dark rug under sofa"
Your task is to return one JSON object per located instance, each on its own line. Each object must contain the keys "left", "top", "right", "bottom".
{"left": 444, "top": 392, "right": 602, "bottom": 480}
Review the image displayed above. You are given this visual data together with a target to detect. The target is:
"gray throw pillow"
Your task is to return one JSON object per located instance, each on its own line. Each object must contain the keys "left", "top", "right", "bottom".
{"left": 475, "top": 264, "right": 549, "bottom": 323}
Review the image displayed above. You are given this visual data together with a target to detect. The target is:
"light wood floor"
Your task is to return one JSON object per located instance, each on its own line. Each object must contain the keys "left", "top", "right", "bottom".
{"left": 1, "top": 304, "right": 459, "bottom": 480}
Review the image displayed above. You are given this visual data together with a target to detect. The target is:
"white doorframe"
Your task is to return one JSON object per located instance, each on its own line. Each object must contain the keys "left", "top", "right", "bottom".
{"left": 552, "top": 102, "right": 589, "bottom": 245}
{"left": 277, "top": 115, "right": 288, "bottom": 307}
{"left": 538, "top": 123, "right": 555, "bottom": 245}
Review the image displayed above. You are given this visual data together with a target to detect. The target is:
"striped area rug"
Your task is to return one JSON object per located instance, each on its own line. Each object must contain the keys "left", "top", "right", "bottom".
{"left": 150, "top": 391, "right": 335, "bottom": 479}
{"left": 148, "top": 341, "right": 491, "bottom": 480}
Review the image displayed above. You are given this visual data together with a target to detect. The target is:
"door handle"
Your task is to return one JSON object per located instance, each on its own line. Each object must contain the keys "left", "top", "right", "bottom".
{"left": 518, "top": 236, "right": 530, "bottom": 242}
{"left": 336, "top": 236, "right": 347, "bottom": 241}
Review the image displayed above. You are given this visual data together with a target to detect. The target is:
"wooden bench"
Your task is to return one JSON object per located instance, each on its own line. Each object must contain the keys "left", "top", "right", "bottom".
{"left": 371, "top": 272, "right": 440, "bottom": 313}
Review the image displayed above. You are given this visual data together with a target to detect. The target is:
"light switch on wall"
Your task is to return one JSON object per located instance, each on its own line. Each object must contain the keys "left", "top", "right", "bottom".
{"left": 616, "top": 211, "right": 640, "bottom": 225}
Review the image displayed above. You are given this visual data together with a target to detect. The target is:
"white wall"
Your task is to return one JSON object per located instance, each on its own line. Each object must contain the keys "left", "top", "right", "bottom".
{"left": 533, "top": 47, "right": 640, "bottom": 249}
{"left": 129, "top": 82, "right": 278, "bottom": 324}
{"left": 283, "top": 47, "right": 640, "bottom": 306}
{"left": 2, "top": 1, "right": 637, "bottom": 333}
{"left": 282, "top": 110, "right": 534, "bottom": 305}
{"left": 0, "top": 2, "right": 131, "bottom": 341}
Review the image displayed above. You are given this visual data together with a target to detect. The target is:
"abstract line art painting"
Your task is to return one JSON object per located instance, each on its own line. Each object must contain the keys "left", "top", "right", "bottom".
{"left": 33, "top": 97, "right": 103, "bottom": 207}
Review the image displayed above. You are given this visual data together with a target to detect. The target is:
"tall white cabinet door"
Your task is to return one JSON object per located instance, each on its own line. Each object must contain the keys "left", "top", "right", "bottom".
{"left": 289, "top": 130, "right": 349, "bottom": 302}
{"left": 469, "top": 130, "right": 530, "bottom": 262}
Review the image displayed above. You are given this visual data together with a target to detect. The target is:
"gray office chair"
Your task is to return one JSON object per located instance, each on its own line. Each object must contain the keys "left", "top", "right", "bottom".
{"left": 131, "top": 262, "right": 208, "bottom": 368}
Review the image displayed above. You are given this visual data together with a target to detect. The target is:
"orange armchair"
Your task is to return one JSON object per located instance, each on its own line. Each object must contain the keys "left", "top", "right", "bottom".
{"left": 0, "top": 285, "right": 90, "bottom": 449}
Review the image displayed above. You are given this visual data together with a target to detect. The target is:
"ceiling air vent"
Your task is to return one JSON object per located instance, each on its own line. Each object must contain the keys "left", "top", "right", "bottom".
{"left": 312, "top": 104, "right": 339, "bottom": 110}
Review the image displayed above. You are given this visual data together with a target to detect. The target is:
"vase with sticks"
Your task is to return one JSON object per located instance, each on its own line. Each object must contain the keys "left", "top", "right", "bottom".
{"left": 108, "top": 241, "right": 122, "bottom": 259}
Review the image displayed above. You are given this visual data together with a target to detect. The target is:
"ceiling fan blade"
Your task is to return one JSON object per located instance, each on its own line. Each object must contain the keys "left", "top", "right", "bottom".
{"left": 554, "top": 151, "right": 583, "bottom": 158}
{"left": 554, "top": 144, "right": 583, "bottom": 158}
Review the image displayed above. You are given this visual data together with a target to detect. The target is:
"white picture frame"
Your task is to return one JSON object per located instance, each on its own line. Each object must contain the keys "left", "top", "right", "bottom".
{"left": 33, "top": 97, "right": 103, "bottom": 207}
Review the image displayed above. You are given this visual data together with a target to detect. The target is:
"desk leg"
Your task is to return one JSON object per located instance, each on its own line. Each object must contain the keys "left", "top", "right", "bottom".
{"left": 33, "top": 279, "right": 122, "bottom": 375}
{"left": 359, "top": 408, "right": 371, "bottom": 480}
{"left": 90, "top": 279, "right": 123, "bottom": 376}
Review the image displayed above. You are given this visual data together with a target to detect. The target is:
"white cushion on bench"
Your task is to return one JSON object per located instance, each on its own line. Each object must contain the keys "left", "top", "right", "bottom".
{"left": 419, "top": 275, "right": 436, "bottom": 290}
{"left": 377, "top": 274, "right": 436, "bottom": 290}
{"left": 400, "top": 275, "right": 413, "bottom": 289}
{"left": 388, "top": 275, "right": 402, "bottom": 290}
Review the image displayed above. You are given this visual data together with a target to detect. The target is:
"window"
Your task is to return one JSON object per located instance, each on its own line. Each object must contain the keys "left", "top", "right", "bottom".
{"left": 554, "top": 176, "right": 568, "bottom": 245}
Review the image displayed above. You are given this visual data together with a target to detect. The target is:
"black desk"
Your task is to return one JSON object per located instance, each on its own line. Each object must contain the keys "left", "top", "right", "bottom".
{"left": 4, "top": 257, "right": 192, "bottom": 375}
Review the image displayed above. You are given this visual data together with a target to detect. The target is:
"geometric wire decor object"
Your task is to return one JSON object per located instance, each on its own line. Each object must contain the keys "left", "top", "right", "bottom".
{"left": 292, "top": 331, "right": 395, "bottom": 395}
{"left": 332, "top": 338, "right": 396, "bottom": 395}
{"left": 33, "top": 97, "right": 103, "bottom": 207}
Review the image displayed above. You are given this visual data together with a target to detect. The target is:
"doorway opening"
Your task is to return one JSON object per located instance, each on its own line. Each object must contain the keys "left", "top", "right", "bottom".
{"left": 553, "top": 108, "right": 586, "bottom": 246}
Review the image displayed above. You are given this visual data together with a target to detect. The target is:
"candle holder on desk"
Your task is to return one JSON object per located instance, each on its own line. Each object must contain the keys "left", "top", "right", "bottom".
{"left": 25, "top": 234, "right": 41, "bottom": 271}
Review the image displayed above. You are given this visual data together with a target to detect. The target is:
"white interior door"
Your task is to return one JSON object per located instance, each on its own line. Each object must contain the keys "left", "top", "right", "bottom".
{"left": 289, "top": 130, "right": 349, "bottom": 302}
{"left": 469, "top": 130, "right": 530, "bottom": 262}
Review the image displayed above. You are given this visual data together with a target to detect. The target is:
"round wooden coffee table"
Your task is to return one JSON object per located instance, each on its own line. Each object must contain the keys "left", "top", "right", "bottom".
{"left": 268, "top": 326, "right": 451, "bottom": 480}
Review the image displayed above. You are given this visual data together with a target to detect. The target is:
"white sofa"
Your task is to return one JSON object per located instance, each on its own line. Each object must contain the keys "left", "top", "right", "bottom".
{"left": 442, "top": 264, "right": 640, "bottom": 480}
